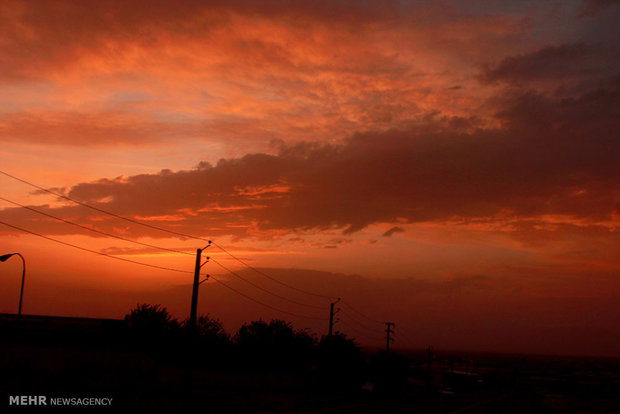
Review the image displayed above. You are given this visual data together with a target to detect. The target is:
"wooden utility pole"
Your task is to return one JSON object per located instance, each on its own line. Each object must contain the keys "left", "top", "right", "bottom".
{"left": 189, "top": 241, "right": 211, "bottom": 330}
{"left": 385, "top": 322, "right": 395, "bottom": 352}
{"left": 328, "top": 298, "right": 341, "bottom": 337}
{"left": 189, "top": 248, "right": 202, "bottom": 329}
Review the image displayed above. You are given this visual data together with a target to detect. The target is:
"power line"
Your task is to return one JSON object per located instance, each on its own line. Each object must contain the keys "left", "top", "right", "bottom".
{"left": 209, "top": 276, "right": 327, "bottom": 321}
{"left": 0, "top": 194, "right": 330, "bottom": 310}
{"left": 0, "top": 219, "right": 328, "bottom": 323}
{"left": 339, "top": 310, "right": 393, "bottom": 343}
{"left": 0, "top": 195, "right": 194, "bottom": 257}
{"left": 340, "top": 309, "right": 382, "bottom": 333}
{"left": 395, "top": 328, "right": 417, "bottom": 349}
{"left": 0, "top": 169, "right": 210, "bottom": 242}
{"left": 0, "top": 172, "right": 404, "bottom": 339}
{"left": 1, "top": 212, "right": 401, "bottom": 342}
{"left": 1, "top": 169, "right": 335, "bottom": 301}
{"left": 1, "top": 172, "right": 394, "bottom": 331}
{"left": 211, "top": 258, "right": 324, "bottom": 310}
{"left": 212, "top": 241, "right": 337, "bottom": 301}
{"left": 0, "top": 220, "right": 192, "bottom": 274}
{"left": 341, "top": 300, "right": 384, "bottom": 325}
{"left": 337, "top": 320, "right": 384, "bottom": 342}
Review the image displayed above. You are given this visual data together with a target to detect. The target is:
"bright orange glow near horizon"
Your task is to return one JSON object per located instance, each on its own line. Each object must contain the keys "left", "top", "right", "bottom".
{"left": 1, "top": 0, "right": 619, "bottom": 357}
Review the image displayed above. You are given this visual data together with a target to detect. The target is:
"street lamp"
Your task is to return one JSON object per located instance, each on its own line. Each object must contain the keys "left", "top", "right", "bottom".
{"left": 0, "top": 253, "right": 26, "bottom": 318}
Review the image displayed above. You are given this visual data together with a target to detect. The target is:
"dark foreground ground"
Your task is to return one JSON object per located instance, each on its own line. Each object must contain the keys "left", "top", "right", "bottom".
{"left": 1, "top": 315, "right": 618, "bottom": 413}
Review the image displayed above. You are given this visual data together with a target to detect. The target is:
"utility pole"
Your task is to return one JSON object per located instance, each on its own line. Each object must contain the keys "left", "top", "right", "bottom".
{"left": 185, "top": 241, "right": 210, "bottom": 401}
{"left": 328, "top": 298, "right": 341, "bottom": 338}
{"left": 189, "top": 241, "right": 211, "bottom": 330}
{"left": 385, "top": 322, "right": 395, "bottom": 352}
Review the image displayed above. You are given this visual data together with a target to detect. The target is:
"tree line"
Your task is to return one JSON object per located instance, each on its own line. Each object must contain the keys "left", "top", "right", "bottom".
{"left": 125, "top": 303, "right": 409, "bottom": 394}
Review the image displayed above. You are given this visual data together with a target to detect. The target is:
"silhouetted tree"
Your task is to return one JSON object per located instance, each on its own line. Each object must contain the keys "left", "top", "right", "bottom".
{"left": 315, "top": 333, "right": 366, "bottom": 393}
{"left": 195, "top": 315, "right": 228, "bottom": 341}
{"left": 124, "top": 304, "right": 180, "bottom": 348}
{"left": 234, "top": 319, "right": 315, "bottom": 372}
{"left": 177, "top": 315, "right": 232, "bottom": 369}
{"left": 191, "top": 315, "right": 231, "bottom": 354}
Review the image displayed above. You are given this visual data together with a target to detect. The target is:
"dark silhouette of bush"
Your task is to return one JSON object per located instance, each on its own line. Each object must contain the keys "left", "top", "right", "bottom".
{"left": 190, "top": 315, "right": 232, "bottom": 356}
{"left": 124, "top": 304, "right": 180, "bottom": 348}
{"left": 194, "top": 315, "right": 229, "bottom": 343}
{"left": 234, "top": 319, "right": 315, "bottom": 372}
{"left": 176, "top": 315, "right": 233, "bottom": 368}
{"left": 315, "top": 333, "right": 366, "bottom": 393}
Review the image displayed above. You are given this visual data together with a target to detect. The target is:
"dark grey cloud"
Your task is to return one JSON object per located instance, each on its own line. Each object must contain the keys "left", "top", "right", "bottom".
{"left": 481, "top": 43, "right": 619, "bottom": 85}
{"left": 579, "top": 0, "right": 620, "bottom": 16}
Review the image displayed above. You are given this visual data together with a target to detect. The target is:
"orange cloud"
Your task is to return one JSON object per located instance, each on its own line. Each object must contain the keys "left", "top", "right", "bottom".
{"left": 0, "top": 110, "right": 205, "bottom": 146}
{"left": 0, "top": 0, "right": 541, "bottom": 151}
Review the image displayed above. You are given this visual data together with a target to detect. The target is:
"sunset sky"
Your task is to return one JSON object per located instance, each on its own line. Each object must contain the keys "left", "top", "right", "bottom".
{"left": 0, "top": 0, "right": 618, "bottom": 357}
